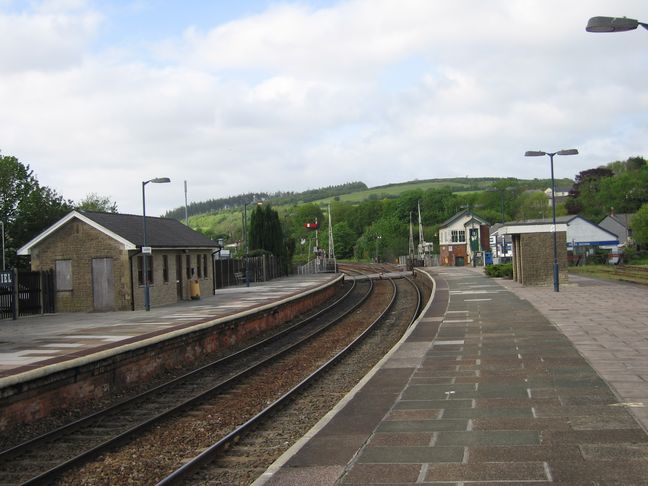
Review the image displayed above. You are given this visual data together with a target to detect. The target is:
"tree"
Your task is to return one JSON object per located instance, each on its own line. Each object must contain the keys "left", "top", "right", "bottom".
{"left": 249, "top": 204, "right": 294, "bottom": 272}
{"left": 1, "top": 153, "right": 72, "bottom": 268}
{"left": 76, "top": 193, "right": 118, "bottom": 213}
{"left": 332, "top": 221, "right": 357, "bottom": 259}
{"left": 565, "top": 167, "right": 614, "bottom": 218}
{"left": 515, "top": 191, "right": 551, "bottom": 220}
{"left": 632, "top": 203, "right": 648, "bottom": 247}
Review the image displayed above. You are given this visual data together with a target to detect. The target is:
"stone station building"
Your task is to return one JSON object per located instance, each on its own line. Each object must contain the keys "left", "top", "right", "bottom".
{"left": 18, "top": 211, "right": 218, "bottom": 312}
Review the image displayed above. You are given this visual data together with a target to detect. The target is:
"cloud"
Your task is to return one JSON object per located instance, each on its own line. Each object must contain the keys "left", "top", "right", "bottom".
{"left": 1, "top": 0, "right": 648, "bottom": 216}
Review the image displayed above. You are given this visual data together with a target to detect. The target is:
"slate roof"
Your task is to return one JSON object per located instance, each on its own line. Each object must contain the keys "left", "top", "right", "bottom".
{"left": 503, "top": 215, "right": 578, "bottom": 226}
{"left": 18, "top": 210, "right": 218, "bottom": 255}
{"left": 80, "top": 211, "right": 217, "bottom": 248}
{"left": 439, "top": 209, "right": 489, "bottom": 228}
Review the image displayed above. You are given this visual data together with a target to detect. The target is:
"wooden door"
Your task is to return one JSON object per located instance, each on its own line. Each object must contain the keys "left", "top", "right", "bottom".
{"left": 92, "top": 258, "right": 114, "bottom": 311}
{"left": 175, "top": 254, "right": 183, "bottom": 300}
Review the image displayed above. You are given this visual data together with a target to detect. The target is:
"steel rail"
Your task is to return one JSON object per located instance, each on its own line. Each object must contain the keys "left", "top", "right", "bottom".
{"left": 156, "top": 277, "right": 399, "bottom": 485}
{"left": 2, "top": 279, "right": 365, "bottom": 486}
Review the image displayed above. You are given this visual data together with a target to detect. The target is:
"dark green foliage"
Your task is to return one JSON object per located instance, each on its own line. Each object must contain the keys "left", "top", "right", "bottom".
{"left": 632, "top": 203, "right": 648, "bottom": 247}
{"left": 1, "top": 153, "right": 72, "bottom": 269}
{"left": 332, "top": 221, "right": 356, "bottom": 258}
{"left": 566, "top": 157, "right": 648, "bottom": 221}
{"left": 164, "top": 182, "right": 367, "bottom": 220}
{"left": 76, "top": 193, "right": 118, "bottom": 213}
{"left": 248, "top": 204, "right": 294, "bottom": 273}
{"left": 484, "top": 263, "right": 513, "bottom": 279}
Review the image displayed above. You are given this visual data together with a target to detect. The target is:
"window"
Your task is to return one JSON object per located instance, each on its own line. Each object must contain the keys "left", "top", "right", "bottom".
{"left": 162, "top": 255, "right": 169, "bottom": 283}
{"left": 137, "top": 255, "right": 153, "bottom": 285}
{"left": 451, "top": 230, "right": 466, "bottom": 243}
{"left": 186, "top": 254, "right": 191, "bottom": 279}
{"left": 56, "top": 260, "right": 72, "bottom": 291}
{"left": 203, "top": 254, "right": 208, "bottom": 279}
{"left": 197, "top": 254, "right": 203, "bottom": 278}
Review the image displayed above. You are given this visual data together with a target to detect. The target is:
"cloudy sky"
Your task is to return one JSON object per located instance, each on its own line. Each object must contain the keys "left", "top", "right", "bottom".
{"left": 1, "top": 0, "right": 647, "bottom": 216}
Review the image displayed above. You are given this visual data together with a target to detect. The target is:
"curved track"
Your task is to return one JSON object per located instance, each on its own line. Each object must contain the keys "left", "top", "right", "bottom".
{"left": 153, "top": 265, "right": 422, "bottom": 485}
{"left": 0, "top": 279, "right": 369, "bottom": 486}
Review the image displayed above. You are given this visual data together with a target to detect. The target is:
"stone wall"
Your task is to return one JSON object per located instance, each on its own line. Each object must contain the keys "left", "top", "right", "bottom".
{"left": 512, "top": 232, "right": 568, "bottom": 286}
{"left": 30, "top": 220, "right": 131, "bottom": 312}
{"left": 130, "top": 251, "right": 215, "bottom": 310}
{"left": 0, "top": 281, "right": 338, "bottom": 430}
{"left": 29, "top": 219, "right": 216, "bottom": 311}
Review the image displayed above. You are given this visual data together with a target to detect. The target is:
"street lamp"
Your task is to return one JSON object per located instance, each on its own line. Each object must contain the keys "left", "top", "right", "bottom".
{"left": 586, "top": 16, "right": 648, "bottom": 33}
{"left": 375, "top": 235, "right": 382, "bottom": 263}
{"left": 142, "top": 177, "right": 171, "bottom": 311}
{"left": 243, "top": 202, "right": 250, "bottom": 287}
{"left": 524, "top": 149, "right": 578, "bottom": 292}
{"left": 1, "top": 221, "right": 5, "bottom": 271}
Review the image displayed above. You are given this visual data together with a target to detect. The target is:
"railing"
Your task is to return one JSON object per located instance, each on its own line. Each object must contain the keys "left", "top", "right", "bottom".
{"left": 213, "top": 254, "right": 284, "bottom": 289}
{"left": 0, "top": 269, "right": 55, "bottom": 320}
{"left": 297, "top": 257, "right": 337, "bottom": 275}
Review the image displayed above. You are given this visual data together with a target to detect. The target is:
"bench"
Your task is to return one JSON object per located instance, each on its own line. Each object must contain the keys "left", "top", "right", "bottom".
{"left": 234, "top": 272, "right": 244, "bottom": 285}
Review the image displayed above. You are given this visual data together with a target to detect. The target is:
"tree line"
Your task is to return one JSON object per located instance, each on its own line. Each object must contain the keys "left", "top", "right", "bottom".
{"left": 3, "top": 148, "right": 648, "bottom": 272}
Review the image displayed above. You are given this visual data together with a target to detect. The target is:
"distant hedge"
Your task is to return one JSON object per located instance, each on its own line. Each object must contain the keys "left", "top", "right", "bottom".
{"left": 484, "top": 263, "right": 513, "bottom": 279}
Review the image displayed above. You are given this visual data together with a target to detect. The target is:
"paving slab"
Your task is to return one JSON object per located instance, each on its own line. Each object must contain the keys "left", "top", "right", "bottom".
{"left": 255, "top": 266, "right": 648, "bottom": 485}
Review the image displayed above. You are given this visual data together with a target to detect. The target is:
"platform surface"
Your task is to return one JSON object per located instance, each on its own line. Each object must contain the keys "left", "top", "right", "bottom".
{"left": 0, "top": 273, "right": 338, "bottom": 380}
{"left": 258, "top": 266, "right": 648, "bottom": 485}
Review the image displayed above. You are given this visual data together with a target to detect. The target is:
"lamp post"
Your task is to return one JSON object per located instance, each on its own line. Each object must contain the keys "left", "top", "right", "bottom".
{"left": 524, "top": 149, "right": 578, "bottom": 292}
{"left": 142, "top": 177, "right": 171, "bottom": 311}
{"left": 586, "top": 16, "right": 648, "bottom": 33}
{"left": 1, "top": 221, "right": 5, "bottom": 271}
{"left": 375, "top": 235, "right": 382, "bottom": 263}
{"left": 243, "top": 202, "right": 249, "bottom": 287}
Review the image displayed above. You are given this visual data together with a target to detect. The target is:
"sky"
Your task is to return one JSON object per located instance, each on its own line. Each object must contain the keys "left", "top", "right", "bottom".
{"left": 1, "top": 0, "right": 647, "bottom": 216}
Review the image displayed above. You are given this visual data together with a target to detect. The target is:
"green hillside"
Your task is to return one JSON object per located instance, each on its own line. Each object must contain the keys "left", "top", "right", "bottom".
{"left": 185, "top": 176, "right": 573, "bottom": 246}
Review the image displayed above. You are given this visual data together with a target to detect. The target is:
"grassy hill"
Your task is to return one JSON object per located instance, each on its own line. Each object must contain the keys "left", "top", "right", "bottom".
{"left": 184, "top": 176, "right": 573, "bottom": 241}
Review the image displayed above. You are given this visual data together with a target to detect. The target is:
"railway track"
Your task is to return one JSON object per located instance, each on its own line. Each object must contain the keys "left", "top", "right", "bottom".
{"left": 153, "top": 268, "right": 423, "bottom": 485}
{"left": 0, "top": 264, "right": 428, "bottom": 485}
{"left": 0, "top": 278, "right": 369, "bottom": 485}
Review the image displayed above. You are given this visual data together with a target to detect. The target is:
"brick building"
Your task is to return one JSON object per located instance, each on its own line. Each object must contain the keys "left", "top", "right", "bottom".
{"left": 438, "top": 210, "right": 490, "bottom": 266}
{"left": 18, "top": 211, "right": 218, "bottom": 312}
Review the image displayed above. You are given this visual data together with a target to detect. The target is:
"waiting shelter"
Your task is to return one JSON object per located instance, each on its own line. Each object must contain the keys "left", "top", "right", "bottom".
{"left": 498, "top": 220, "right": 569, "bottom": 287}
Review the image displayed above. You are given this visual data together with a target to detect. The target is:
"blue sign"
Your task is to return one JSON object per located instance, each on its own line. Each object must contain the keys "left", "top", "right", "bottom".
{"left": 484, "top": 251, "right": 493, "bottom": 265}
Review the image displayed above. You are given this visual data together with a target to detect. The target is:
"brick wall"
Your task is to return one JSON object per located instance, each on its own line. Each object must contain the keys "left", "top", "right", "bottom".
{"left": 439, "top": 244, "right": 468, "bottom": 266}
{"left": 512, "top": 232, "right": 568, "bottom": 286}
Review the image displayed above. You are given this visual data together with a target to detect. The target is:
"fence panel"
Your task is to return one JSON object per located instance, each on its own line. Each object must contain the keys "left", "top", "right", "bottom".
{"left": 17, "top": 271, "right": 42, "bottom": 316}
{"left": 213, "top": 255, "right": 284, "bottom": 289}
{"left": 0, "top": 270, "right": 15, "bottom": 320}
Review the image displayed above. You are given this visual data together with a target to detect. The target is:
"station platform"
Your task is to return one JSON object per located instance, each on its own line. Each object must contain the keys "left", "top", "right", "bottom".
{"left": 258, "top": 266, "right": 648, "bottom": 485}
{"left": 0, "top": 273, "right": 339, "bottom": 382}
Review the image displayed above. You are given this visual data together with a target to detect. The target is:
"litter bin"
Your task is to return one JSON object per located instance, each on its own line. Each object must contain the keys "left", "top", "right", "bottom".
{"left": 190, "top": 279, "right": 201, "bottom": 300}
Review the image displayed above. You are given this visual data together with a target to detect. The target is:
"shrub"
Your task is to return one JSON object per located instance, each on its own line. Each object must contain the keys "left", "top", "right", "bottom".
{"left": 484, "top": 263, "right": 513, "bottom": 279}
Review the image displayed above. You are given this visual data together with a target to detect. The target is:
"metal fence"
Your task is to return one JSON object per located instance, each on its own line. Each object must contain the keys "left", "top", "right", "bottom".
{"left": 1, "top": 269, "right": 55, "bottom": 320}
{"left": 297, "top": 257, "right": 337, "bottom": 275}
{"left": 213, "top": 254, "right": 284, "bottom": 289}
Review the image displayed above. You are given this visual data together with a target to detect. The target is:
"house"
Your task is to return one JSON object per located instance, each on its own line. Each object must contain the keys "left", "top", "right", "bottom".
{"left": 503, "top": 215, "right": 619, "bottom": 252}
{"left": 438, "top": 210, "right": 490, "bottom": 266}
{"left": 599, "top": 213, "right": 635, "bottom": 246}
{"left": 489, "top": 223, "right": 513, "bottom": 261}
{"left": 18, "top": 211, "right": 219, "bottom": 312}
{"left": 544, "top": 187, "right": 571, "bottom": 199}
